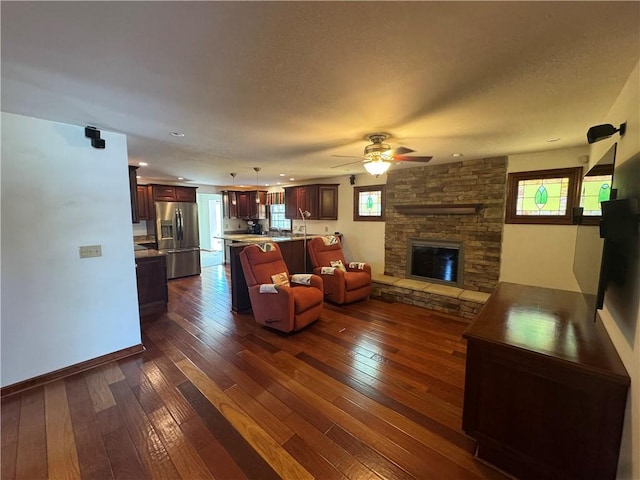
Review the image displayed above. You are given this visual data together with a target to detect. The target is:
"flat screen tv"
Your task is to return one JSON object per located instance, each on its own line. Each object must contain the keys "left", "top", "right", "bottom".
{"left": 572, "top": 143, "right": 616, "bottom": 314}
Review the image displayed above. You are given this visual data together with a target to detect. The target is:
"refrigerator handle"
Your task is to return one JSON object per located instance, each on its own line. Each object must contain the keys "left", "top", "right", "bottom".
{"left": 175, "top": 209, "right": 181, "bottom": 241}
{"left": 178, "top": 208, "right": 184, "bottom": 241}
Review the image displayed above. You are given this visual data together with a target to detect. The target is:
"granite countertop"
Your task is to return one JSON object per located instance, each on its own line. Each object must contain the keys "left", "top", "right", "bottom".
{"left": 216, "top": 233, "right": 322, "bottom": 244}
{"left": 134, "top": 244, "right": 166, "bottom": 259}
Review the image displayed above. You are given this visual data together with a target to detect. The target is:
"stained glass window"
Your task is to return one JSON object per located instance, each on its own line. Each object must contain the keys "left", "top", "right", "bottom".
{"left": 505, "top": 167, "right": 582, "bottom": 225}
{"left": 358, "top": 190, "right": 382, "bottom": 216}
{"left": 515, "top": 177, "right": 570, "bottom": 216}
{"left": 579, "top": 174, "right": 613, "bottom": 216}
{"left": 353, "top": 185, "right": 385, "bottom": 221}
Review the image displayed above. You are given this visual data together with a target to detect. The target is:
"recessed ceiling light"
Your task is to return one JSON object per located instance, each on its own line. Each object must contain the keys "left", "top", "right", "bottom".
{"left": 136, "top": 175, "right": 141, "bottom": 179}
{"left": 170, "top": 132, "right": 185, "bottom": 137}
{"left": 265, "top": 183, "right": 270, "bottom": 187}
{"left": 279, "top": 173, "right": 285, "bottom": 177}
{"left": 178, "top": 177, "right": 184, "bottom": 180}
{"left": 289, "top": 178, "right": 295, "bottom": 181}
{"left": 451, "top": 153, "right": 463, "bottom": 157}
{"left": 547, "top": 137, "right": 561, "bottom": 142}
{"left": 138, "top": 161, "right": 148, "bottom": 166}
{"left": 277, "top": 182, "right": 281, "bottom": 185}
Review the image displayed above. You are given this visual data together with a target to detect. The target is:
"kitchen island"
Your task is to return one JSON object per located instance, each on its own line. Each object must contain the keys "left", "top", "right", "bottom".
{"left": 216, "top": 234, "right": 323, "bottom": 313}
{"left": 134, "top": 245, "right": 168, "bottom": 317}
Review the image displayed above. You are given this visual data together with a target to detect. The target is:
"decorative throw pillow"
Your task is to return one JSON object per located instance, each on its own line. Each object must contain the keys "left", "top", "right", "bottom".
{"left": 291, "top": 274, "right": 312, "bottom": 285}
{"left": 257, "top": 242, "right": 277, "bottom": 252}
{"left": 321, "top": 235, "right": 339, "bottom": 246}
{"left": 270, "top": 272, "right": 290, "bottom": 287}
{"left": 330, "top": 260, "right": 347, "bottom": 272}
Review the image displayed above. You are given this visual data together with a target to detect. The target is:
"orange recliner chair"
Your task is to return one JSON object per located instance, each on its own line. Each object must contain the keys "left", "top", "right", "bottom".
{"left": 307, "top": 236, "right": 371, "bottom": 305}
{"left": 239, "top": 242, "right": 323, "bottom": 333}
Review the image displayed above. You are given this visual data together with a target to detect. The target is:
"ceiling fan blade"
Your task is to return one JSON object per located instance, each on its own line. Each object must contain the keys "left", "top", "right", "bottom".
{"left": 332, "top": 159, "right": 363, "bottom": 168}
{"left": 393, "top": 146, "right": 415, "bottom": 155}
{"left": 393, "top": 155, "right": 433, "bottom": 163}
{"left": 331, "top": 154, "right": 362, "bottom": 158}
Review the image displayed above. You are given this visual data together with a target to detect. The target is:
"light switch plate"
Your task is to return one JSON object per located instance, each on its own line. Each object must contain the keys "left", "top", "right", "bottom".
{"left": 79, "top": 245, "right": 102, "bottom": 258}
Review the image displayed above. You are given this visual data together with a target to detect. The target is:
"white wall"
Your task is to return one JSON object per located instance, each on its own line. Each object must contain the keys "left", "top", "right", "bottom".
{"left": 1, "top": 113, "right": 142, "bottom": 387}
{"left": 589, "top": 60, "right": 640, "bottom": 480}
{"left": 499, "top": 146, "right": 590, "bottom": 291}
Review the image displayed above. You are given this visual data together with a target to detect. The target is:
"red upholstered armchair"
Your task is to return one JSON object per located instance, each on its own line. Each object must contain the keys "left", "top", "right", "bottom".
{"left": 307, "top": 236, "right": 371, "bottom": 305}
{"left": 239, "top": 242, "right": 323, "bottom": 333}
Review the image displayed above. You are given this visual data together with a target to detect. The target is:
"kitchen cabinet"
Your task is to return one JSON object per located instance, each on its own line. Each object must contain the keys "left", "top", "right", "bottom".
{"left": 285, "top": 184, "right": 338, "bottom": 220}
{"left": 223, "top": 190, "right": 267, "bottom": 219}
{"left": 135, "top": 253, "right": 168, "bottom": 317}
{"left": 136, "top": 185, "right": 150, "bottom": 221}
{"left": 462, "top": 282, "right": 629, "bottom": 480}
{"left": 149, "top": 184, "right": 197, "bottom": 203}
{"left": 129, "top": 166, "right": 140, "bottom": 223}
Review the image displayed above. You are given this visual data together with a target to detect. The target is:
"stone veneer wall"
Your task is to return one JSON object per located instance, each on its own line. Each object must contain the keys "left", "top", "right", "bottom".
{"left": 385, "top": 157, "right": 507, "bottom": 293}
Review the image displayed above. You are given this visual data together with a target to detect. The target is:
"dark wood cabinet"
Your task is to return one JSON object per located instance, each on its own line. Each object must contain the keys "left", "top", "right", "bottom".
{"left": 462, "top": 282, "right": 629, "bottom": 480}
{"left": 149, "top": 184, "right": 197, "bottom": 203}
{"left": 129, "top": 166, "right": 140, "bottom": 223}
{"left": 284, "top": 184, "right": 338, "bottom": 220}
{"left": 223, "top": 190, "right": 267, "bottom": 219}
{"left": 135, "top": 254, "right": 168, "bottom": 317}
{"left": 318, "top": 185, "right": 339, "bottom": 220}
{"left": 136, "top": 185, "right": 150, "bottom": 221}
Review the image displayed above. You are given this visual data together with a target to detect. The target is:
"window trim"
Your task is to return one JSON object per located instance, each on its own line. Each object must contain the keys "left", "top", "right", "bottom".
{"left": 353, "top": 185, "right": 386, "bottom": 221}
{"left": 505, "top": 167, "right": 583, "bottom": 225}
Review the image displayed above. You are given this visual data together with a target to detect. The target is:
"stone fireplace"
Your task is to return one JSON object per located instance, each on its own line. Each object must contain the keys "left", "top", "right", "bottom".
{"left": 385, "top": 157, "right": 507, "bottom": 293}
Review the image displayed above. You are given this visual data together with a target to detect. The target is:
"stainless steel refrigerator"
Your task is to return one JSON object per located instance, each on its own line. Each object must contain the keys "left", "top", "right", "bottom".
{"left": 155, "top": 201, "right": 201, "bottom": 279}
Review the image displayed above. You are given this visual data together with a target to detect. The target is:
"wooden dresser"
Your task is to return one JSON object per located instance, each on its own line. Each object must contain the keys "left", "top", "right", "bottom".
{"left": 462, "top": 282, "right": 629, "bottom": 480}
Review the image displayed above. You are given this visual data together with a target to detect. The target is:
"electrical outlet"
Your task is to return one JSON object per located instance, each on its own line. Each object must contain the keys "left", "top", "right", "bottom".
{"left": 79, "top": 245, "right": 102, "bottom": 258}
{"left": 325, "top": 226, "right": 329, "bottom": 232}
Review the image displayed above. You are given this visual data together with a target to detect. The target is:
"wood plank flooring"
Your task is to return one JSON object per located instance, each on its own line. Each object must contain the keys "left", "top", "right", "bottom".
{"left": 1, "top": 265, "right": 507, "bottom": 479}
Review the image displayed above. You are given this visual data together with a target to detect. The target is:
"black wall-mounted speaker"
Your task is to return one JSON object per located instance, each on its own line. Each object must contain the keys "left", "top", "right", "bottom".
{"left": 349, "top": 175, "right": 356, "bottom": 185}
{"left": 85, "top": 126, "right": 106, "bottom": 149}
{"left": 572, "top": 207, "right": 583, "bottom": 225}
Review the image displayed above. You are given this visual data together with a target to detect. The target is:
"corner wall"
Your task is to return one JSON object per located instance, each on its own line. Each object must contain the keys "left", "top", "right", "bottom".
{"left": 590, "top": 60, "right": 640, "bottom": 480}
{"left": 1, "top": 113, "right": 141, "bottom": 387}
{"left": 500, "top": 146, "right": 590, "bottom": 291}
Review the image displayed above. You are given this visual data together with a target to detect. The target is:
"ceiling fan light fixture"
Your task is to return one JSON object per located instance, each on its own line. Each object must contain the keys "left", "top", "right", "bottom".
{"left": 364, "top": 159, "right": 391, "bottom": 176}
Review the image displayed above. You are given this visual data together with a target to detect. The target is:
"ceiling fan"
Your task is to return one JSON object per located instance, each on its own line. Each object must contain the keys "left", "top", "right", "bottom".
{"left": 331, "top": 133, "right": 432, "bottom": 175}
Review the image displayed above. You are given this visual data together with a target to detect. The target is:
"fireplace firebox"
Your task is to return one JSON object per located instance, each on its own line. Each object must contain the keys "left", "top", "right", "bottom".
{"left": 407, "top": 239, "right": 464, "bottom": 288}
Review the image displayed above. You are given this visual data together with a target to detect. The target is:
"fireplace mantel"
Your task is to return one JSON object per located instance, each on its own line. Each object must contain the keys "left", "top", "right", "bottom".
{"left": 394, "top": 204, "right": 482, "bottom": 215}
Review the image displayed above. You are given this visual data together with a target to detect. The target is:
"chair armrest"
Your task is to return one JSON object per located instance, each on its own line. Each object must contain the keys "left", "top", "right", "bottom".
{"left": 347, "top": 262, "right": 372, "bottom": 277}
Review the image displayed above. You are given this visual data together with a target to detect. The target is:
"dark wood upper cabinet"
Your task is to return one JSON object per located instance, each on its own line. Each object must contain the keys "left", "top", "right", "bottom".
{"left": 223, "top": 190, "right": 266, "bottom": 219}
{"left": 129, "top": 166, "right": 140, "bottom": 223}
{"left": 136, "top": 185, "right": 150, "bottom": 220}
{"left": 149, "top": 184, "right": 197, "bottom": 203}
{"left": 318, "top": 185, "right": 339, "bottom": 220}
{"left": 284, "top": 184, "right": 338, "bottom": 220}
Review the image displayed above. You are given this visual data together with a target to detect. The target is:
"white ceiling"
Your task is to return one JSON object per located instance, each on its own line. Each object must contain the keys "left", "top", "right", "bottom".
{"left": 2, "top": 2, "right": 639, "bottom": 188}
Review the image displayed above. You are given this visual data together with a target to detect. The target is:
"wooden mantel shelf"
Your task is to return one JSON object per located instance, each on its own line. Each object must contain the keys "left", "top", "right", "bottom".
{"left": 394, "top": 204, "right": 482, "bottom": 215}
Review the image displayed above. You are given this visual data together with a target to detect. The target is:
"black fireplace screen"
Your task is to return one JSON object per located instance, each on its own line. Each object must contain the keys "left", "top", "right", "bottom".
{"left": 407, "top": 239, "right": 464, "bottom": 287}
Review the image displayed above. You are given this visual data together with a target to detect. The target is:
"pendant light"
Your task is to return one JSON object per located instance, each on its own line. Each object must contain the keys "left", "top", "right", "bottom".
{"left": 254, "top": 167, "right": 261, "bottom": 203}
{"left": 230, "top": 173, "right": 237, "bottom": 205}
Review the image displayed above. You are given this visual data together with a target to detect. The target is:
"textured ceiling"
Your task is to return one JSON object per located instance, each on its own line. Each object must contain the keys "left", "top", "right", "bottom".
{"left": 2, "top": 2, "right": 639, "bottom": 187}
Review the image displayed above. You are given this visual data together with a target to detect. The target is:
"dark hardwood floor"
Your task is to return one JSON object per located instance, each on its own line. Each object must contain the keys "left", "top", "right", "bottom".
{"left": 1, "top": 265, "right": 506, "bottom": 479}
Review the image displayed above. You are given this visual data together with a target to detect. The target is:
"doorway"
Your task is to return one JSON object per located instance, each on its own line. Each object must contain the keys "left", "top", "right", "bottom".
{"left": 196, "top": 193, "right": 223, "bottom": 267}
